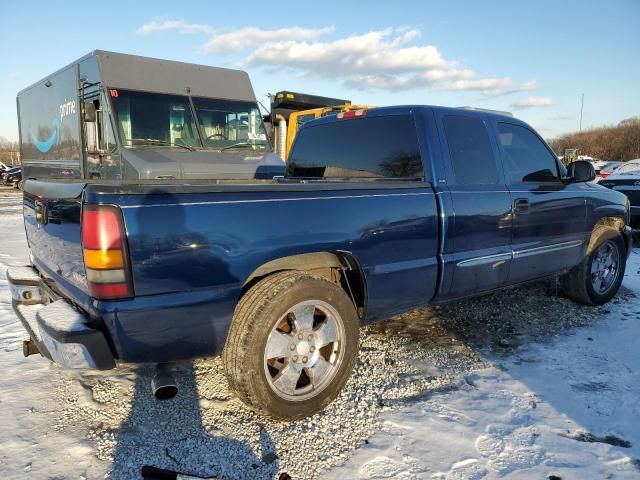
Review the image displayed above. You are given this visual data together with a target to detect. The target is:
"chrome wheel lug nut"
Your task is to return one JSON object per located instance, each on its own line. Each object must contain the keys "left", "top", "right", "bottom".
{"left": 298, "top": 333, "right": 304, "bottom": 340}
{"left": 310, "top": 346, "right": 315, "bottom": 352}
{"left": 290, "top": 344, "right": 296, "bottom": 351}
{"left": 302, "top": 356, "right": 308, "bottom": 363}
{"left": 292, "top": 355, "right": 298, "bottom": 362}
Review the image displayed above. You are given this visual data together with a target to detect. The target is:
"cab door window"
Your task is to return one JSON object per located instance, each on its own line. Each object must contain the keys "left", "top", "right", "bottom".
{"left": 442, "top": 115, "right": 499, "bottom": 184}
{"left": 497, "top": 122, "right": 560, "bottom": 183}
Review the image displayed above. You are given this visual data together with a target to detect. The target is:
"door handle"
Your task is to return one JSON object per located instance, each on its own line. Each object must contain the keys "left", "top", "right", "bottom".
{"left": 513, "top": 198, "right": 530, "bottom": 214}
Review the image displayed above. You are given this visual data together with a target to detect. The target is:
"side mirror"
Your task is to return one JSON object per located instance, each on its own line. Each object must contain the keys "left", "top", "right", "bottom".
{"left": 567, "top": 160, "right": 595, "bottom": 182}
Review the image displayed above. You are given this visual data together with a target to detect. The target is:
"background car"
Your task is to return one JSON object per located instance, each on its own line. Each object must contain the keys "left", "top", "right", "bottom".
{"left": 0, "top": 163, "right": 12, "bottom": 178}
{"left": 593, "top": 161, "right": 623, "bottom": 182}
{"left": 2, "top": 167, "right": 21, "bottom": 186}
{"left": 10, "top": 169, "right": 23, "bottom": 190}
{"left": 599, "top": 159, "right": 640, "bottom": 230}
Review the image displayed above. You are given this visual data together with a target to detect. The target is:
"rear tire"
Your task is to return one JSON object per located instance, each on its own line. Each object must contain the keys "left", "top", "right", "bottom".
{"left": 223, "top": 271, "right": 359, "bottom": 419}
{"left": 561, "top": 226, "right": 626, "bottom": 305}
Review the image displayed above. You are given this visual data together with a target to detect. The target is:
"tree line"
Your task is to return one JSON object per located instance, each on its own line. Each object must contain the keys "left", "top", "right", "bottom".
{"left": 0, "top": 137, "right": 20, "bottom": 166}
{"left": 549, "top": 117, "right": 640, "bottom": 161}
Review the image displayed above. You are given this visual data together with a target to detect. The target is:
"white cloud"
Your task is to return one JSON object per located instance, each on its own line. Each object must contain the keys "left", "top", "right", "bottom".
{"left": 243, "top": 28, "right": 535, "bottom": 96}
{"left": 447, "top": 78, "right": 537, "bottom": 97}
{"left": 204, "top": 26, "right": 334, "bottom": 53}
{"left": 137, "top": 18, "right": 214, "bottom": 35}
{"left": 137, "top": 20, "right": 538, "bottom": 96}
{"left": 246, "top": 28, "right": 454, "bottom": 76}
{"left": 511, "top": 96, "right": 555, "bottom": 109}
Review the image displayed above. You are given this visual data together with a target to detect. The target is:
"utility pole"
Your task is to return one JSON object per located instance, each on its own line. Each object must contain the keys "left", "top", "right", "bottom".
{"left": 579, "top": 93, "right": 584, "bottom": 132}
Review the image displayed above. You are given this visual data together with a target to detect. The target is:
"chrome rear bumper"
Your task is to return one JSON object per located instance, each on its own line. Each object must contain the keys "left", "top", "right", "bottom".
{"left": 7, "top": 266, "right": 115, "bottom": 370}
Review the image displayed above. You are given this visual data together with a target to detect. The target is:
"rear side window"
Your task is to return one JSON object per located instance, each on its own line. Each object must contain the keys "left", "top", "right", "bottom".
{"left": 442, "top": 115, "right": 498, "bottom": 184}
{"left": 498, "top": 122, "right": 559, "bottom": 183}
{"left": 287, "top": 115, "right": 424, "bottom": 179}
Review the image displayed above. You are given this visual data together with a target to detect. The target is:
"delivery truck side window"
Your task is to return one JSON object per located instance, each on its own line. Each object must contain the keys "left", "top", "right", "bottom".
{"left": 287, "top": 115, "right": 424, "bottom": 180}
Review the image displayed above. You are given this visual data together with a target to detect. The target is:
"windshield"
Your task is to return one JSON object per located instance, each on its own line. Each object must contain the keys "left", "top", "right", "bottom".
{"left": 110, "top": 90, "right": 201, "bottom": 149}
{"left": 192, "top": 97, "right": 268, "bottom": 150}
{"left": 109, "top": 90, "right": 269, "bottom": 151}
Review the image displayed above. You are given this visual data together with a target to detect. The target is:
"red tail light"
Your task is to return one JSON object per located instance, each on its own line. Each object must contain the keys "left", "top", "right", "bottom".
{"left": 82, "top": 205, "right": 133, "bottom": 299}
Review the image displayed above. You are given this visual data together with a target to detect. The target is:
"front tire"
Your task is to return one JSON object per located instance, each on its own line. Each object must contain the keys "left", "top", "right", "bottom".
{"left": 223, "top": 271, "right": 359, "bottom": 419}
{"left": 562, "top": 226, "right": 626, "bottom": 305}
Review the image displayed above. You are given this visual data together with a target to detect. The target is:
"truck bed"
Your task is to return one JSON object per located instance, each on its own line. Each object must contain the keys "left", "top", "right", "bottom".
{"left": 23, "top": 179, "right": 439, "bottom": 362}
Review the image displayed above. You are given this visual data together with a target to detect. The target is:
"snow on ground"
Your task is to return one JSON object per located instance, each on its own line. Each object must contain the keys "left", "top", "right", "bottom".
{"left": 0, "top": 190, "right": 99, "bottom": 478}
{"left": 0, "top": 187, "right": 639, "bottom": 479}
{"left": 329, "top": 251, "right": 640, "bottom": 479}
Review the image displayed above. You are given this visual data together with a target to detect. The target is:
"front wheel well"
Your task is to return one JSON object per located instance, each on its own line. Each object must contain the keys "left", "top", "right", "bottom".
{"left": 590, "top": 217, "right": 627, "bottom": 254}
{"left": 241, "top": 252, "right": 367, "bottom": 320}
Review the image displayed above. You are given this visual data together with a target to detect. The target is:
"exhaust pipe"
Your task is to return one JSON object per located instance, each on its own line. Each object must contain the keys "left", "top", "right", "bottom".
{"left": 23, "top": 338, "right": 40, "bottom": 357}
{"left": 151, "top": 363, "right": 178, "bottom": 400}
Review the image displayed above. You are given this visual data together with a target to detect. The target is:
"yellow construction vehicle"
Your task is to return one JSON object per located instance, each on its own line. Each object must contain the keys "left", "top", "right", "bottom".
{"left": 269, "top": 91, "right": 372, "bottom": 161}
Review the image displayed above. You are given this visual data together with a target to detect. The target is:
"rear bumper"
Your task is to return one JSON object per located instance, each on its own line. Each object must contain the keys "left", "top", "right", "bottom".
{"left": 7, "top": 266, "right": 115, "bottom": 370}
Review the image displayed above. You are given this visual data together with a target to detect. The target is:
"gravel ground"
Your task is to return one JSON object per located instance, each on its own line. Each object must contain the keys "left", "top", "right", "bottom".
{"left": 51, "top": 280, "right": 629, "bottom": 479}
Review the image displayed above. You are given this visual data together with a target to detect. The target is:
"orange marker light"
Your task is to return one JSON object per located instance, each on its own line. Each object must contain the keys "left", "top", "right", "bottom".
{"left": 83, "top": 249, "right": 124, "bottom": 270}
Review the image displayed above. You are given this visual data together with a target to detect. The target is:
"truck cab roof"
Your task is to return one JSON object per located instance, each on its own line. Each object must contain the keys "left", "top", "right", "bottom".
{"left": 297, "top": 104, "right": 525, "bottom": 129}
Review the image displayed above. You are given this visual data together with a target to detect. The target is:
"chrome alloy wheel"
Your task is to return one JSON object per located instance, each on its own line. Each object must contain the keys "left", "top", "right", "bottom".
{"left": 591, "top": 240, "right": 621, "bottom": 294}
{"left": 263, "top": 300, "right": 345, "bottom": 401}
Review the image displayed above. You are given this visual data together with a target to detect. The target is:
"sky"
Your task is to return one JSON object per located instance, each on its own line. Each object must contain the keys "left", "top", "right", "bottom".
{"left": 0, "top": 0, "right": 638, "bottom": 141}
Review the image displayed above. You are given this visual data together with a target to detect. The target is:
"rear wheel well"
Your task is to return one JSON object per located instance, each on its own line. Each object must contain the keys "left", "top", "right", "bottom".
{"left": 241, "top": 252, "right": 367, "bottom": 320}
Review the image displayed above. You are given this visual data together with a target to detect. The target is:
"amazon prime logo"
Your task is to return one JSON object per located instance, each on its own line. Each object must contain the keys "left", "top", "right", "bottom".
{"left": 59, "top": 98, "right": 76, "bottom": 120}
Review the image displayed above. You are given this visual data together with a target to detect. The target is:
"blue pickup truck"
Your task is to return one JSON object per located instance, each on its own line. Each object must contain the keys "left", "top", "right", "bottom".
{"left": 8, "top": 54, "right": 633, "bottom": 419}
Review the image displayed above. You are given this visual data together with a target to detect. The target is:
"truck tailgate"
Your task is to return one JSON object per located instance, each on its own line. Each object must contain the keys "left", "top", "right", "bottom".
{"left": 23, "top": 181, "right": 90, "bottom": 308}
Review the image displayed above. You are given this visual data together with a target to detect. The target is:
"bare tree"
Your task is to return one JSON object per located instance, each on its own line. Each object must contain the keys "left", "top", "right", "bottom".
{"left": 549, "top": 117, "right": 640, "bottom": 161}
{"left": 0, "top": 137, "right": 20, "bottom": 165}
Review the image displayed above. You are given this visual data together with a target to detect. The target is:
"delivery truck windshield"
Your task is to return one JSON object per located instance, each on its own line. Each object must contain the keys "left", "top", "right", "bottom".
{"left": 110, "top": 89, "right": 269, "bottom": 151}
